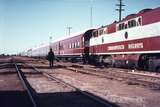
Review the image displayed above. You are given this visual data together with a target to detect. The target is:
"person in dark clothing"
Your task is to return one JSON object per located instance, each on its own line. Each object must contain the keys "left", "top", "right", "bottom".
{"left": 47, "top": 48, "right": 55, "bottom": 68}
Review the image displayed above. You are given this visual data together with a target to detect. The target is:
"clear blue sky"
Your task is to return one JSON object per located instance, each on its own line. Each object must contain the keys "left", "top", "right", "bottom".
{"left": 0, "top": 0, "right": 160, "bottom": 54}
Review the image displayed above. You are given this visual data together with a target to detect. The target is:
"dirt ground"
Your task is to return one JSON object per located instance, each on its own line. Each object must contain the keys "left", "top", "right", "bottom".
{"left": 0, "top": 60, "right": 34, "bottom": 107}
{"left": 0, "top": 67, "right": 24, "bottom": 91}
{"left": 12, "top": 57, "right": 160, "bottom": 107}
{"left": 29, "top": 60, "right": 160, "bottom": 107}
{"left": 22, "top": 68, "right": 113, "bottom": 107}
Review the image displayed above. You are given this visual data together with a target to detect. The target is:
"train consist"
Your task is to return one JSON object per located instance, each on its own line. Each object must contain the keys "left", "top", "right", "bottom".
{"left": 24, "top": 7, "right": 160, "bottom": 72}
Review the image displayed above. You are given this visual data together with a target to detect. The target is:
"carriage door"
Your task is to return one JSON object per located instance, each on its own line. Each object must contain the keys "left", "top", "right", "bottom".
{"left": 83, "top": 30, "right": 94, "bottom": 61}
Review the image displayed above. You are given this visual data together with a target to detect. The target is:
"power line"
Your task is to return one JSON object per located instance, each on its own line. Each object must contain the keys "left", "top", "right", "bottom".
{"left": 116, "top": 0, "right": 125, "bottom": 21}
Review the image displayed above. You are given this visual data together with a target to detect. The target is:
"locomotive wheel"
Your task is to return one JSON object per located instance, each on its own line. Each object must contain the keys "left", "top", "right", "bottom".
{"left": 156, "top": 67, "right": 160, "bottom": 72}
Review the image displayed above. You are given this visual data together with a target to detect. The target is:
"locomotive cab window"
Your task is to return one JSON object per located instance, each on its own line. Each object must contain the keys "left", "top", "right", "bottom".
{"left": 121, "top": 23, "right": 125, "bottom": 30}
{"left": 103, "top": 28, "right": 108, "bottom": 34}
{"left": 137, "top": 17, "right": 142, "bottom": 26}
{"left": 128, "top": 20, "right": 136, "bottom": 28}
{"left": 131, "top": 20, "right": 136, "bottom": 27}
{"left": 117, "top": 23, "right": 125, "bottom": 31}
{"left": 98, "top": 29, "right": 104, "bottom": 36}
{"left": 117, "top": 16, "right": 142, "bottom": 31}
{"left": 118, "top": 24, "right": 122, "bottom": 30}
{"left": 128, "top": 21, "right": 132, "bottom": 28}
{"left": 125, "top": 24, "right": 128, "bottom": 29}
{"left": 92, "top": 31, "right": 98, "bottom": 37}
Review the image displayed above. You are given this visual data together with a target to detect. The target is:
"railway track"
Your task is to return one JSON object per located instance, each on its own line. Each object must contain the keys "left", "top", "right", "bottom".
{"left": 24, "top": 58, "right": 160, "bottom": 89}
{"left": 21, "top": 62, "right": 117, "bottom": 107}
{"left": 65, "top": 65, "right": 160, "bottom": 90}
{"left": 8, "top": 57, "right": 160, "bottom": 107}
{"left": 14, "top": 62, "right": 38, "bottom": 107}
{"left": 0, "top": 58, "right": 36, "bottom": 107}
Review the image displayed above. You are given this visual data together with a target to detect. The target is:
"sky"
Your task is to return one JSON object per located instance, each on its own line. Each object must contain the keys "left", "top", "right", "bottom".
{"left": 0, "top": 0, "right": 160, "bottom": 54}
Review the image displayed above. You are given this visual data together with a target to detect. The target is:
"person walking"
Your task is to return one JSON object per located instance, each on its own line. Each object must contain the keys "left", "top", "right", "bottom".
{"left": 47, "top": 48, "right": 55, "bottom": 68}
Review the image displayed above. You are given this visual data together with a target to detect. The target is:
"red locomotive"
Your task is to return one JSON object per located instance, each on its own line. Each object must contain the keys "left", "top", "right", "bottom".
{"left": 89, "top": 7, "right": 160, "bottom": 71}
{"left": 25, "top": 7, "right": 160, "bottom": 72}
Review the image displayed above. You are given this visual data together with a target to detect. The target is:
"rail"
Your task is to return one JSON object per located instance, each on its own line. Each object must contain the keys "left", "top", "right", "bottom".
{"left": 24, "top": 62, "right": 116, "bottom": 107}
{"left": 14, "top": 62, "right": 38, "bottom": 107}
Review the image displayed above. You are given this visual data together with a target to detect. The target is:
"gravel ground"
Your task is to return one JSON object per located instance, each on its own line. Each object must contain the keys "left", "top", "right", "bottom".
{"left": 14, "top": 57, "right": 160, "bottom": 107}
{"left": 22, "top": 68, "right": 113, "bottom": 107}
{"left": 0, "top": 70, "right": 24, "bottom": 91}
{"left": 0, "top": 60, "right": 34, "bottom": 107}
{"left": 41, "top": 67, "right": 160, "bottom": 107}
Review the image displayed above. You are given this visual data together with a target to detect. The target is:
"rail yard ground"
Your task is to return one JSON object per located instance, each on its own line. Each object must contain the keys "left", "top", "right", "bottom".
{"left": 0, "top": 56, "right": 160, "bottom": 107}
{"left": 0, "top": 57, "right": 34, "bottom": 107}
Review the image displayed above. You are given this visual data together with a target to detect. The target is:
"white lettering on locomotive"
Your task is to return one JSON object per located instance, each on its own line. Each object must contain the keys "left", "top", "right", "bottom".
{"left": 128, "top": 43, "right": 143, "bottom": 49}
{"left": 108, "top": 45, "right": 124, "bottom": 51}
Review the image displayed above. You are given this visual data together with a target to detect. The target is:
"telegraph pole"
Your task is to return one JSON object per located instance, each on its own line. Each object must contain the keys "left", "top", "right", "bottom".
{"left": 116, "top": 0, "right": 125, "bottom": 21}
{"left": 66, "top": 27, "right": 72, "bottom": 35}
{"left": 90, "top": 0, "right": 93, "bottom": 27}
{"left": 49, "top": 36, "right": 52, "bottom": 49}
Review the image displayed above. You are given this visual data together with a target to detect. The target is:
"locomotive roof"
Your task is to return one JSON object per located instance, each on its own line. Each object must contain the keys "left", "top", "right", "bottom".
{"left": 95, "top": 7, "right": 159, "bottom": 30}
{"left": 119, "top": 7, "right": 159, "bottom": 23}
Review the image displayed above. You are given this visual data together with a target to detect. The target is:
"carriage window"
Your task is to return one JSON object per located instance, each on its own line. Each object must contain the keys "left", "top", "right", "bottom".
{"left": 69, "top": 43, "right": 71, "bottom": 49}
{"left": 77, "top": 41, "right": 80, "bottom": 48}
{"left": 75, "top": 42, "right": 77, "bottom": 48}
{"left": 125, "top": 24, "right": 128, "bottom": 29}
{"left": 68, "top": 43, "right": 70, "bottom": 49}
{"left": 74, "top": 42, "right": 77, "bottom": 48}
{"left": 60, "top": 44, "right": 63, "bottom": 50}
{"left": 72, "top": 42, "right": 74, "bottom": 48}
{"left": 56, "top": 45, "right": 58, "bottom": 50}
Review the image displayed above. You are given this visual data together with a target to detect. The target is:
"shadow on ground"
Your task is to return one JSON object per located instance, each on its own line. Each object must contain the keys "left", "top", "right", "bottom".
{"left": 0, "top": 91, "right": 34, "bottom": 107}
{"left": 36, "top": 91, "right": 119, "bottom": 107}
{"left": 0, "top": 90, "right": 119, "bottom": 107}
{"left": 0, "top": 72, "right": 119, "bottom": 107}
